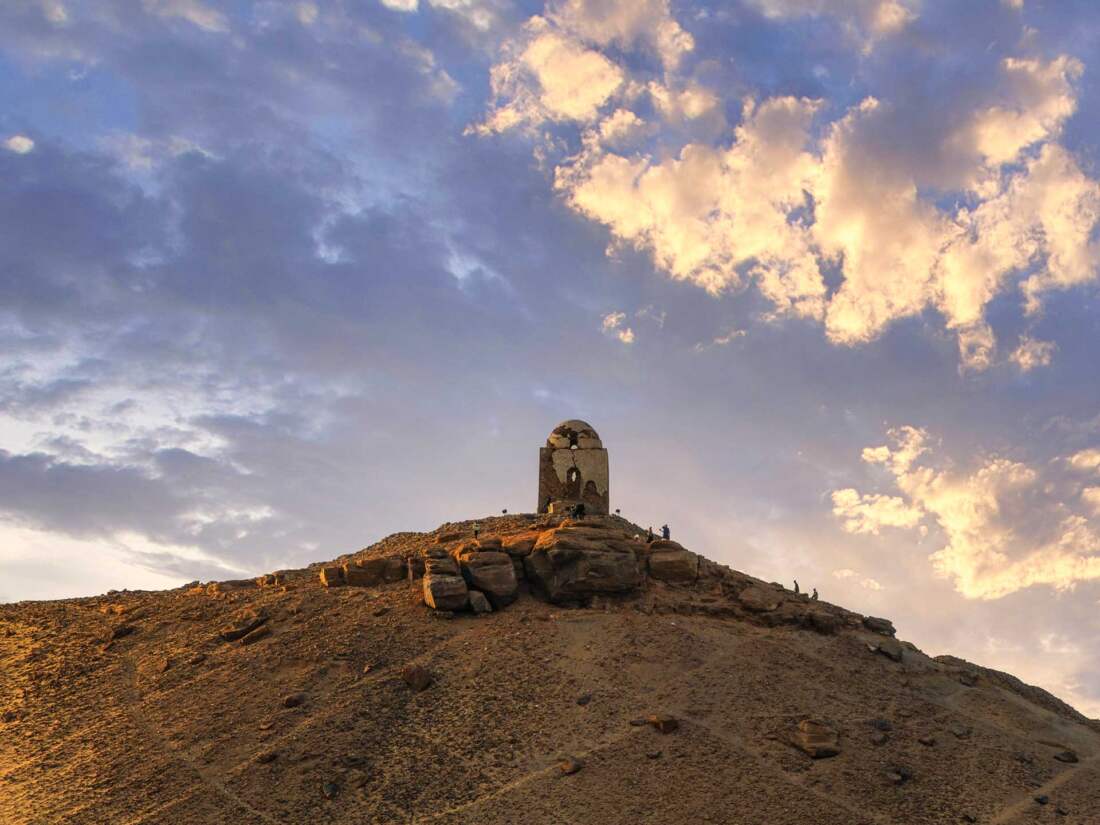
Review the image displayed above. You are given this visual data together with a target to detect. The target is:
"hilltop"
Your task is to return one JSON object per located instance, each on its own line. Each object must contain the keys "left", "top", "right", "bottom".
{"left": 1, "top": 513, "right": 1097, "bottom": 824}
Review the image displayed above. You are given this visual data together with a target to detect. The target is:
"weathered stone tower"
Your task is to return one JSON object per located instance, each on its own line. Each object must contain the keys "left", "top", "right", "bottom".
{"left": 537, "top": 420, "right": 609, "bottom": 515}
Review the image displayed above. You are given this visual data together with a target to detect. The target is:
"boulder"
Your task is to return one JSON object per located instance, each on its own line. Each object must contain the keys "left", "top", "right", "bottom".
{"left": 319, "top": 566, "right": 345, "bottom": 587}
{"left": 863, "top": 616, "right": 896, "bottom": 636}
{"left": 805, "top": 610, "right": 841, "bottom": 635}
{"left": 524, "top": 531, "right": 641, "bottom": 603}
{"left": 738, "top": 585, "right": 782, "bottom": 612}
{"left": 426, "top": 556, "right": 460, "bottom": 576}
{"left": 646, "top": 714, "right": 679, "bottom": 734}
{"left": 239, "top": 624, "right": 272, "bottom": 646}
{"left": 402, "top": 665, "right": 433, "bottom": 692}
{"left": 873, "top": 638, "right": 904, "bottom": 663}
{"left": 458, "top": 551, "right": 518, "bottom": 608}
{"left": 501, "top": 534, "right": 536, "bottom": 557}
{"left": 468, "top": 591, "right": 492, "bottom": 614}
{"left": 422, "top": 573, "right": 468, "bottom": 611}
{"left": 793, "top": 719, "right": 840, "bottom": 758}
{"left": 220, "top": 610, "right": 268, "bottom": 642}
{"left": 647, "top": 550, "right": 699, "bottom": 584}
{"left": 344, "top": 557, "right": 407, "bottom": 586}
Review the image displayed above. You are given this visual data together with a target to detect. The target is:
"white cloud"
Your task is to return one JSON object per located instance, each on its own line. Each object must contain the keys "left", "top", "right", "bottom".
{"left": 831, "top": 568, "right": 885, "bottom": 590}
{"left": 1068, "top": 448, "right": 1100, "bottom": 473}
{"left": 4, "top": 135, "right": 35, "bottom": 154}
{"left": 744, "top": 0, "right": 917, "bottom": 49}
{"left": 142, "top": 0, "right": 229, "bottom": 32}
{"left": 41, "top": 0, "right": 68, "bottom": 24}
{"left": 379, "top": 0, "right": 419, "bottom": 10}
{"left": 296, "top": 2, "right": 319, "bottom": 25}
{"left": 601, "top": 311, "right": 635, "bottom": 343}
{"left": 548, "top": 0, "right": 694, "bottom": 69}
{"left": 834, "top": 426, "right": 1100, "bottom": 599}
{"left": 1010, "top": 336, "right": 1056, "bottom": 372}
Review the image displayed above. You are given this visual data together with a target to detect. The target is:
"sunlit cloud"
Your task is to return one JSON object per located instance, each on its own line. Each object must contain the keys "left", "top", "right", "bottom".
{"left": 4, "top": 135, "right": 35, "bottom": 154}
{"left": 834, "top": 426, "right": 1100, "bottom": 599}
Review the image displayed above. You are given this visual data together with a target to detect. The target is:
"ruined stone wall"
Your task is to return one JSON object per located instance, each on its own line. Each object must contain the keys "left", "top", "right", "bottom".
{"left": 537, "top": 446, "right": 609, "bottom": 514}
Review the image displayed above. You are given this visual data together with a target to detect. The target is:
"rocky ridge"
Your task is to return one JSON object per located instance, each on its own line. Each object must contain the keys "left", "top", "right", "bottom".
{"left": 1, "top": 512, "right": 1098, "bottom": 824}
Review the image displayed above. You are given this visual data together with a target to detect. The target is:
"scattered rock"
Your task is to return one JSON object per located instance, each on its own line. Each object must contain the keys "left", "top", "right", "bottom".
{"left": 805, "top": 611, "right": 841, "bottom": 635}
{"left": 322, "top": 782, "right": 339, "bottom": 800}
{"left": 1053, "top": 749, "right": 1078, "bottom": 764}
{"left": 647, "top": 714, "right": 679, "bottom": 734}
{"left": 962, "top": 814, "right": 977, "bottom": 823}
{"left": 255, "top": 750, "right": 278, "bottom": 764}
{"left": 793, "top": 719, "right": 840, "bottom": 758}
{"left": 221, "top": 611, "right": 268, "bottom": 642}
{"left": 886, "top": 765, "right": 913, "bottom": 786}
{"left": 1, "top": 710, "right": 17, "bottom": 723}
{"left": 918, "top": 735, "right": 936, "bottom": 747}
{"left": 629, "top": 718, "right": 647, "bottom": 727}
{"left": 282, "top": 693, "right": 305, "bottom": 709}
{"left": 187, "top": 653, "right": 206, "bottom": 666}
{"left": 576, "top": 693, "right": 592, "bottom": 706}
{"left": 950, "top": 724, "right": 972, "bottom": 739}
{"left": 240, "top": 624, "right": 272, "bottom": 646}
{"left": 871, "top": 731, "right": 888, "bottom": 746}
{"left": 558, "top": 756, "right": 584, "bottom": 775}
{"left": 870, "top": 719, "right": 893, "bottom": 731}
{"left": 738, "top": 586, "right": 782, "bottom": 612}
{"left": 959, "top": 670, "right": 979, "bottom": 687}
{"left": 468, "top": 591, "right": 492, "bottom": 615}
{"left": 1034, "top": 795, "right": 1049, "bottom": 805}
{"left": 157, "top": 658, "right": 172, "bottom": 673}
{"left": 402, "top": 665, "right": 433, "bottom": 692}
{"left": 647, "top": 548, "right": 699, "bottom": 584}
{"left": 1055, "top": 805, "right": 1069, "bottom": 816}
{"left": 646, "top": 749, "right": 662, "bottom": 759}
{"left": 345, "top": 557, "right": 407, "bottom": 587}
{"left": 372, "top": 606, "right": 390, "bottom": 617}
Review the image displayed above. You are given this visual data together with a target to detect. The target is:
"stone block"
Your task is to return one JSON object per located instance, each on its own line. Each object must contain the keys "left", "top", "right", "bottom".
{"left": 422, "top": 573, "right": 468, "bottom": 611}
{"left": 648, "top": 550, "right": 699, "bottom": 583}
{"left": 319, "top": 566, "right": 345, "bottom": 587}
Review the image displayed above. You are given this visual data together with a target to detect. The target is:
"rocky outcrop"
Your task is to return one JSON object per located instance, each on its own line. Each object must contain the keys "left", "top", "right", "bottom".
{"left": 453, "top": 543, "right": 518, "bottom": 608}
{"left": 738, "top": 585, "right": 782, "bottom": 612}
{"left": 647, "top": 542, "right": 699, "bottom": 584}
{"left": 344, "top": 557, "right": 406, "bottom": 587}
{"left": 422, "top": 556, "right": 469, "bottom": 611}
{"left": 523, "top": 523, "right": 641, "bottom": 603}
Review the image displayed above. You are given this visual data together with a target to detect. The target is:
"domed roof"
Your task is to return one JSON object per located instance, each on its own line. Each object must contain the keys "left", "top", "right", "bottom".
{"left": 547, "top": 420, "right": 603, "bottom": 449}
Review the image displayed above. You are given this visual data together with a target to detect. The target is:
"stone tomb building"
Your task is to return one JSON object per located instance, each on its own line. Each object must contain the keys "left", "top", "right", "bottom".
{"left": 537, "top": 419, "right": 609, "bottom": 515}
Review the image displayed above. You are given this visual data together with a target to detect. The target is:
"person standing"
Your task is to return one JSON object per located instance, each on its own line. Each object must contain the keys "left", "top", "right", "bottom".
{"left": 661, "top": 524, "right": 670, "bottom": 540}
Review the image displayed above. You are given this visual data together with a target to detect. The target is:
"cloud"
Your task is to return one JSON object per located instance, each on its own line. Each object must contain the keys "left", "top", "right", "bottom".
{"left": 601, "top": 311, "right": 635, "bottom": 343}
{"left": 1011, "top": 336, "right": 1056, "bottom": 372}
{"left": 4, "top": 135, "right": 35, "bottom": 154}
{"left": 834, "top": 426, "right": 1100, "bottom": 599}
{"left": 548, "top": 0, "right": 694, "bottom": 69}
{"left": 832, "top": 567, "right": 885, "bottom": 590}
{"left": 141, "top": 0, "right": 229, "bottom": 32}
{"left": 474, "top": 1, "right": 1099, "bottom": 371}
{"left": 379, "top": 0, "right": 419, "bottom": 10}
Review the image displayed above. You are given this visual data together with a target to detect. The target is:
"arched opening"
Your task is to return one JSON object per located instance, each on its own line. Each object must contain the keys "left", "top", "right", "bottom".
{"left": 565, "top": 466, "right": 581, "bottom": 498}
{"left": 569, "top": 433, "right": 578, "bottom": 450}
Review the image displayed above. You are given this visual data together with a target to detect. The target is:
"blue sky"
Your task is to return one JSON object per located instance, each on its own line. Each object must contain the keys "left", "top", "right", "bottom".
{"left": 2, "top": 0, "right": 1100, "bottom": 715}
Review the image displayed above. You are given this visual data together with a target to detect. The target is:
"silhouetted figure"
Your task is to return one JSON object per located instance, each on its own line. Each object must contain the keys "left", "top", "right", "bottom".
{"left": 574, "top": 502, "right": 586, "bottom": 519}
{"left": 615, "top": 508, "right": 621, "bottom": 515}
{"left": 793, "top": 580, "right": 800, "bottom": 595}
{"left": 811, "top": 588, "right": 819, "bottom": 601}
{"left": 661, "top": 524, "right": 670, "bottom": 540}
{"left": 502, "top": 509, "right": 508, "bottom": 514}
{"left": 473, "top": 522, "right": 480, "bottom": 539}
{"left": 646, "top": 527, "right": 654, "bottom": 543}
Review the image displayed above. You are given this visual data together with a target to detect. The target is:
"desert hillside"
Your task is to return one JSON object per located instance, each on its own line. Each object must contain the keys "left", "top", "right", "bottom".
{"left": 1, "top": 513, "right": 1097, "bottom": 824}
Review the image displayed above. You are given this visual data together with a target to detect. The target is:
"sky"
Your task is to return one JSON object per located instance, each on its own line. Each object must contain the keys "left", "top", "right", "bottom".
{"left": 1, "top": 0, "right": 1099, "bottom": 716}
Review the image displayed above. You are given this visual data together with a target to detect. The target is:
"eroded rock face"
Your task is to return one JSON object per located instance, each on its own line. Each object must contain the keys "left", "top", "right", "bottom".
{"left": 738, "top": 585, "right": 782, "bottom": 612}
{"left": 647, "top": 546, "right": 699, "bottom": 584}
{"left": 524, "top": 525, "right": 641, "bottom": 603}
{"left": 422, "top": 556, "right": 469, "bottom": 610}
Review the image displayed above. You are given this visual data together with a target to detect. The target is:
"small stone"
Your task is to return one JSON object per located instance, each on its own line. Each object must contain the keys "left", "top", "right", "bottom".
{"left": 1053, "top": 749, "right": 1078, "bottom": 763}
{"left": 239, "top": 624, "right": 272, "bottom": 646}
{"left": 962, "top": 814, "right": 977, "bottom": 823}
{"left": 258, "top": 719, "right": 275, "bottom": 731}
{"left": 1055, "top": 805, "right": 1069, "bottom": 816}
{"left": 950, "top": 724, "right": 972, "bottom": 739}
{"left": 886, "top": 765, "right": 913, "bottom": 786}
{"left": 871, "top": 731, "right": 888, "bottom": 746}
{"left": 1034, "top": 795, "right": 1049, "bottom": 805}
{"left": 629, "top": 718, "right": 647, "bottom": 727}
{"left": 793, "top": 719, "right": 840, "bottom": 758}
{"left": 646, "top": 714, "right": 679, "bottom": 734}
{"left": 322, "top": 782, "right": 339, "bottom": 799}
{"left": 187, "top": 653, "right": 206, "bottom": 666}
{"left": 255, "top": 750, "right": 278, "bottom": 764}
{"left": 576, "top": 693, "right": 592, "bottom": 706}
{"left": 372, "top": 607, "right": 389, "bottom": 617}
{"left": 918, "top": 735, "right": 936, "bottom": 747}
{"left": 870, "top": 719, "right": 893, "bottom": 731}
{"left": 157, "top": 658, "right": 172, "bottom": 673}
{"left": 646, "top": 750, "right": 662, "bottom": 759}
{"left": 558, "top": 756, "right": 584, "bottom": 775}
{"left": 468, "top": 591, "right": 492, "bottom": 615}
{"left": 402, "top": 665, "right": 433, "bottom": 692}
{"left": 282, "top": 693, "right": 305, "bottom": 709}
{"left": 220, "top": 611, "right": 268, "bottom": 642}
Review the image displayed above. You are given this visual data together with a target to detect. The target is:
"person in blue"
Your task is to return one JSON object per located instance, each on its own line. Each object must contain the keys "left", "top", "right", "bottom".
{"left": 661, "top": 524, "right": 670, "bottom": 540}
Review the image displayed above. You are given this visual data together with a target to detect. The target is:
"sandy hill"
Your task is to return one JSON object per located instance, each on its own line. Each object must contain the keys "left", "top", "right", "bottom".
{"left": 1, "top": 513, "right": 1098, "bottom": 825}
